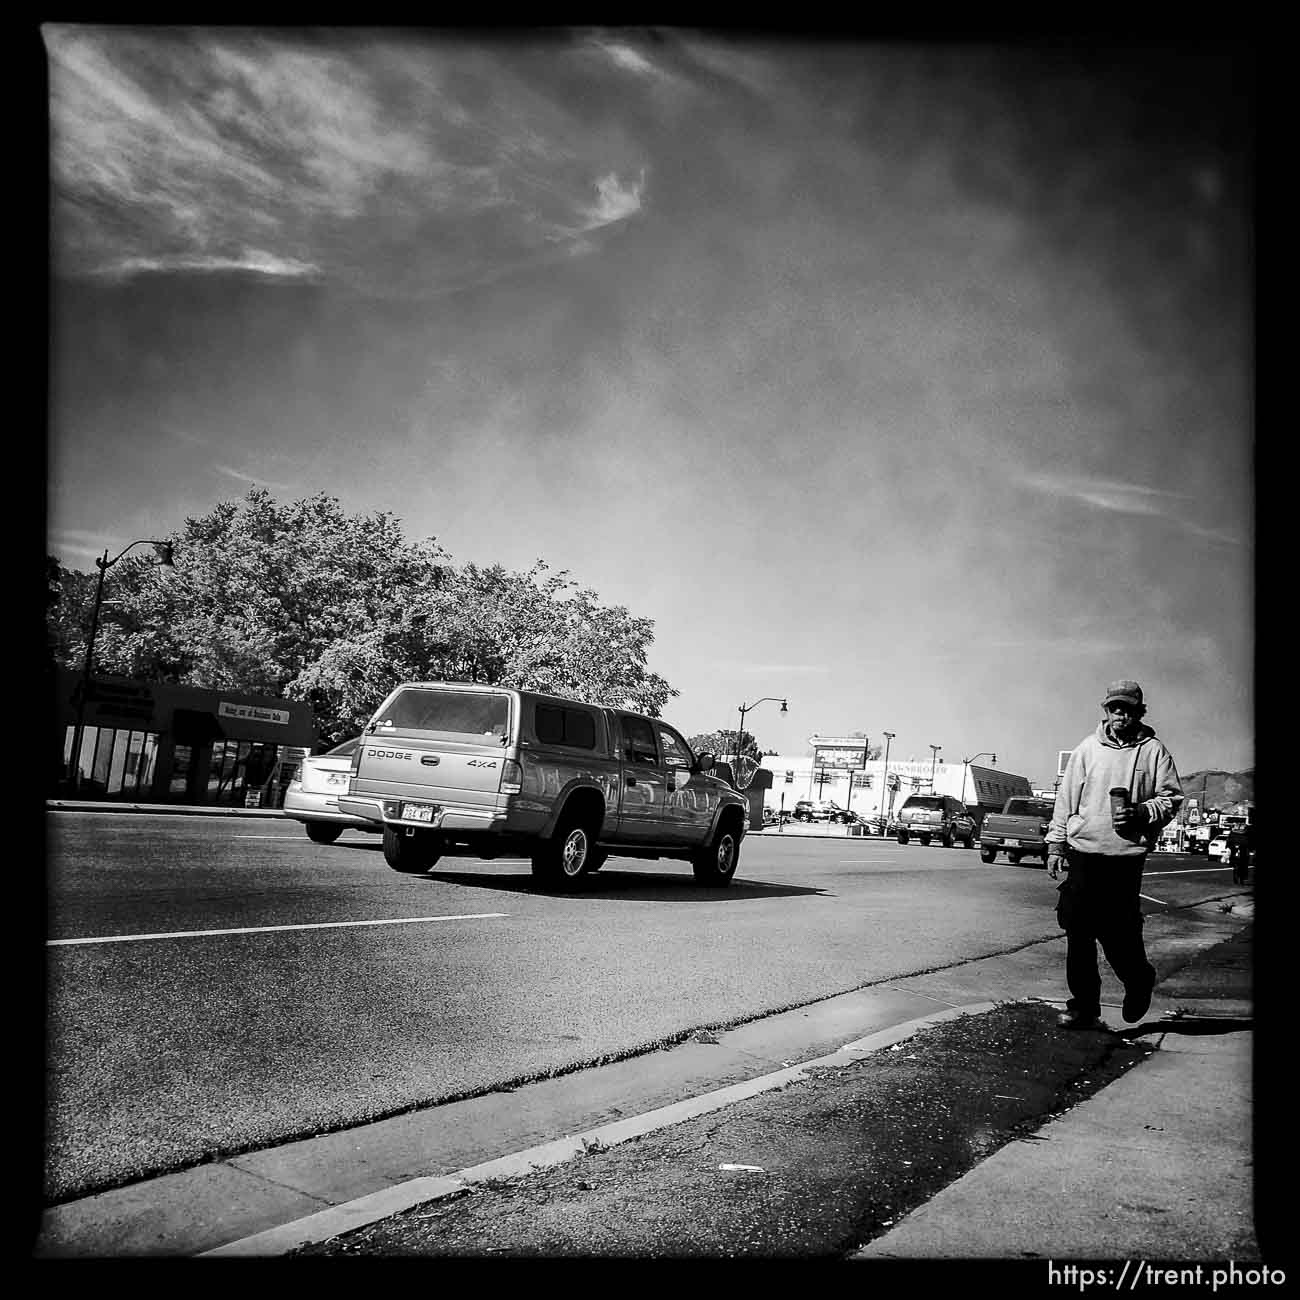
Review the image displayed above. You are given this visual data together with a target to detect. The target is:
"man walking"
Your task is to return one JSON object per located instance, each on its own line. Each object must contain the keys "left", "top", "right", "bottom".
{"left": 1046, "top": 680, "right": 1184, "bottom": 1030}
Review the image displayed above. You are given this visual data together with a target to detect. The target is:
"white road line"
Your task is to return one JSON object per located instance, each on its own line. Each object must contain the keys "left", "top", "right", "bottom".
{"left": 1145, "top": 867, "right": 1233, "bottom": 876}
{"left": 1139, "top": 893, "right": 1167, "bottom": 905}
{"left": 47, "top": 914, "right": 508, "bottom": 947}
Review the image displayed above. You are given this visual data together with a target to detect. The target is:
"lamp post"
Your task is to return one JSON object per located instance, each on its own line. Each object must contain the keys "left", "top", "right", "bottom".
{"left": 69, "top": 539, "right": 174, "bottom": 792}
{"left": 929, "top": 744, "right": 942, "bottom": 790}
{"left": 960, "top": 752, "right": 997, "bottom": 809}
{"left": 733, "top": 696, "right": 787, "bottom": 773}
{"left": 880, "top": 731, "right": 895, "bottom": 833}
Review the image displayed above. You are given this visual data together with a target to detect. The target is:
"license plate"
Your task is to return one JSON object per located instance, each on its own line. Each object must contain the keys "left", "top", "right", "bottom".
{"left": 402, "top": 803, "right": 440, "bottom": 824}
{"left": 1004, "top": 838, "right": 1020, "bottom": 847}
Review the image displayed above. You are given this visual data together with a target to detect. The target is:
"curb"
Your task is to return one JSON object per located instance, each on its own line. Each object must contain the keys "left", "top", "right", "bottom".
{"left": 47, "top": 801, "right": 289, "bottom": 818}
{"left": 200, "top": 1001, "right": 999, "bottom": 1257}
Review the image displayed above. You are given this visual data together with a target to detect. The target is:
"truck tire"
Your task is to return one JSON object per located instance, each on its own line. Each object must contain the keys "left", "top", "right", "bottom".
{"left": 919, "top": 833, "right": 931, "bottom": 846}
{"left": 941, "top": 831, "right": 953, "bottom": 848}
{"left": 1006, "top": 851, "right": 1021, "bottom": 865}
{"left": 692, "top": 814, "right": 741, "bottom": 886}
{"left": 383, "top": 825, "right": 441, "bottom": 873}
{"left": 305, "top": 822, "right": 343, "bottom": 844}
{"left": 532, "top": 811, "right": 598, "bottom": 890}
{"left": 897, "top": 831, "right": 909, "bottom": 845}
{"left": 980, "top": 846, "right": 997, "bottom": 863}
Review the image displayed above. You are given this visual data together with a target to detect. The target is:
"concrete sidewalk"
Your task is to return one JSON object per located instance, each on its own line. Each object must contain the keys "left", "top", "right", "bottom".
{"left": 854, "top": 918, "right": 1262, "bottom": 1261}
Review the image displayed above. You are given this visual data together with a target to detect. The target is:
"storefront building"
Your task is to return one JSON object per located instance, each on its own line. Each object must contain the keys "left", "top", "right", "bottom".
{"left": 52, "top": 666, "right": 316, "bottom": 807}
{"left": 759, "top": 735, "right": 1032, "bottom": 825}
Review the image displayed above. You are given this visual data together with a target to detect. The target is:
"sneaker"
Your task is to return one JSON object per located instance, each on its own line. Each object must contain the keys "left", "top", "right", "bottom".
{"left": 1056, "top": 1010, "right": 1106, "bottom": 1031}
{"left": 1122, "top": 981, "right": 1154, "bottom": 1023}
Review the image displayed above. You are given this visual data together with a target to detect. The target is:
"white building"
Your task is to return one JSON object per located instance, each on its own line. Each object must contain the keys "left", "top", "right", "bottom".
{"left": 758, "top": 735, "right": 1031, "bottom": 823}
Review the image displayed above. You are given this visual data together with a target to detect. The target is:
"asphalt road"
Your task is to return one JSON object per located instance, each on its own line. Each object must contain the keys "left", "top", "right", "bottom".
{"left": 43, "top": 813, "right": 1236, "bottom": 1204}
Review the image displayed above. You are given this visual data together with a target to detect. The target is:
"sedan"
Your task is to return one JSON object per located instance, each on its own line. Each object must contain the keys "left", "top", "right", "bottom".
{"left": 281, "top": 738, "right": 379, "bottom": 843}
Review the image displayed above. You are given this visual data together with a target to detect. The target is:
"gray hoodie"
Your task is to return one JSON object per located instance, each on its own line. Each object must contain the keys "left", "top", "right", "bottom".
{"left": 1047, "top": 720, "right": 1183, "bottom": 858}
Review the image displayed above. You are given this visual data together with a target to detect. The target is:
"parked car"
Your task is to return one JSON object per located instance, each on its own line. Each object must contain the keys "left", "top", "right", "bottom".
{"left": 282, "top": 738, "right": 380, "bottom": 843}
{"left": 895, "top": 794, "right": 977, "bottom": 847}
{"left": 1207, "top": 834, "right": 1230, "bottom": 862}
{"left": 793, "top": 799, "right": 858, "bottom": 823}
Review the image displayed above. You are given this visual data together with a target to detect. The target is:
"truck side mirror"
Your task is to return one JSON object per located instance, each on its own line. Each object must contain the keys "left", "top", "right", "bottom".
{"left": 693, "top": 751, "right": 716, "bottom": 773}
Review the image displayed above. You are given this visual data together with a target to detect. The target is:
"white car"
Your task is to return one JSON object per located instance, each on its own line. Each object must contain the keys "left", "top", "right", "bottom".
{"left": 1207, "top": 834, "right": 1231, "bottom": 862}
{"left": 282, "top": 738, "right": 380, "bottom": 843}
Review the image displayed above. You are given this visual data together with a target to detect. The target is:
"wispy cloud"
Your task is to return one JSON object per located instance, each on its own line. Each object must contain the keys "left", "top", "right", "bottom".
{"left": 1019, "top": 471, "right": 1191, "bottom": 518}
{"left": 213, "top": 464, "right": 299, "bottom": 492}
{"left": 46, "top": 27, "right": 654, "bottom": 297}
{"left": 577, "top": 170, "right": 646, "bottom": 229}
{"left": 94, "top": 251, "right": 320, "bottom": 282}
{"left": 1017, "top": 469, "right": 1248, "bottom": 547}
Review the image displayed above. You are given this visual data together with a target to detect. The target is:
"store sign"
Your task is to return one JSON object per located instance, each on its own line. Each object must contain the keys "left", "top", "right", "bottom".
{"left": 219, "top": 701, "right": 290, "bottom": 726}
{"left": 812, "top": 744, "right": 869, "bottom": 771}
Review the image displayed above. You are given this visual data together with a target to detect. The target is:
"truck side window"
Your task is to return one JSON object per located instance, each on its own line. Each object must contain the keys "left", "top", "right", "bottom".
{"left": 535, "top": 704, "right": 598, "bottom": 750}
{"left": 657, "top": 724, "right": 692, "bottom": 770}
{"left": 622, "top": 716, "right": 660, "bottom": 767}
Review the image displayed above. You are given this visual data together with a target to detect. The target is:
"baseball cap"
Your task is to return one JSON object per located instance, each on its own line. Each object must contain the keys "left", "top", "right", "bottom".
{"left": 1102, "top": 679, "right": 1144, "bottom": 708}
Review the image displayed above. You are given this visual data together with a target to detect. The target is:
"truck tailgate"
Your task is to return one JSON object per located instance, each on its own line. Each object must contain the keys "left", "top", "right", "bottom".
{"left": 352, "top": 737, "right": 507, "bottom": 810}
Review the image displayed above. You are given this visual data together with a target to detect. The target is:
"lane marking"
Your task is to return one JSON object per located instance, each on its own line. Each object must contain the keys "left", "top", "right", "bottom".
{"left": 1145, "top": 867, "right": 1233, "bottom": 876}
{"left": 47, "top": 914, "right": 508, "bottom": 947}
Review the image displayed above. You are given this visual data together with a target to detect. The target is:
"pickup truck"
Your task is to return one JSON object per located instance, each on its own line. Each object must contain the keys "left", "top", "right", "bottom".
{"left": 336, "top": 681, "right": 750, "bottom": 890}
{"left": 978, "top": 796, "right": 1056, "bottom": 864}
{"left": 895, "top": 794, "right": 977, "bottom": 847}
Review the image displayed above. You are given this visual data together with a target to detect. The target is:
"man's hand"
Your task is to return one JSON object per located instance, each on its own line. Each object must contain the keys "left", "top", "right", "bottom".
{"left": 1046, "top": 847, "right": 1068, "bottom": 880}
{"left": 1112, "top": 804, "right": 1148, "bottom": 832}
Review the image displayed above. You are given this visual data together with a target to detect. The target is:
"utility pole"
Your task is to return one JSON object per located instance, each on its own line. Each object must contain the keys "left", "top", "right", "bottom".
{"left": 880, "top": 731, "right": 895, "bottom": 833}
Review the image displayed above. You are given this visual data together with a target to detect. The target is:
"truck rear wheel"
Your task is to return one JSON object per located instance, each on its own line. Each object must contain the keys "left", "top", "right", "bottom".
{"left": 980, "top": 847, "right": 997, "bottom": 863}
{"left": 897, "top": 831, "right": 909, "bottom": 845}
{"left": 919, "top": 833, "right": 931, "bottom": 846}
{"left": 383, "top": 825, "right": 442, "bottom": 873}
{"left": 692, "top": 816, "right": 741, "bottom": 886}
{"left": 1006, "top": 851, "right": 1021, "bottom": 865}
{"left": 305, "top": 822, "right": 343, "bottom": 844}
{"left": 532, "top": 813, "right": 597, "bottom": 890}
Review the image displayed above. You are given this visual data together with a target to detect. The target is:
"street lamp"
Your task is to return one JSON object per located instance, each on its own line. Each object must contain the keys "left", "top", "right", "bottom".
{"left": 733, "top": 696, "right": 787, "bottom": 772}
{"left": 879, "top": 731, "right": 895, "bottom": 832}
{"left": 929, "top": 744, "right": 942, "bottom": 789}
{"left": 69, "top": 539, "right": 175, "bottom": 792}
{"left": 960, "top": 752, "right": 997, "bottom": 808}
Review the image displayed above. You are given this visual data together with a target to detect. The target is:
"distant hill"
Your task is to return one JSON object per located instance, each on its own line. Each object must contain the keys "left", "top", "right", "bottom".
{"left": 1181, "top": 769, "right": 1254, "bottom": 809}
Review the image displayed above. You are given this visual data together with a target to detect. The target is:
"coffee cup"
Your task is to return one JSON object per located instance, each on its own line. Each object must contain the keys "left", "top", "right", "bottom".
{"left": 1109, "top": 787, "right": 1129, "bottom": 823}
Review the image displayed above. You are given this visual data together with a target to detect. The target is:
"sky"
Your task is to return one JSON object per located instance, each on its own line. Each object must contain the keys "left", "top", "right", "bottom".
{"left": 44, "top": 28, "right": 1254, "bottom": 788}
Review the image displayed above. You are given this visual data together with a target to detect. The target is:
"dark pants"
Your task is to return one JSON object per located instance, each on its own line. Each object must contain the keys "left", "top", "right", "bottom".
{"left": 1056, "top": 850, "right": 1155, "bottom": 1019}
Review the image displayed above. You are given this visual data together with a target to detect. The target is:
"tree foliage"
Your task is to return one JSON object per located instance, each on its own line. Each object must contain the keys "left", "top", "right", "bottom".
{"left": 687, "top": 730, "right": 761, "bottom": 762}
{"left": 48, "top": 490, "right": 678, "bottom": 743}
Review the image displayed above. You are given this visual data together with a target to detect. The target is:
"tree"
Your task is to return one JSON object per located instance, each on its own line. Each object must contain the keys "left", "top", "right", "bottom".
{"left": 687, "top": 730, "right": 760, "bottom": 762}
{"left": 47, "top": 490, "right": 678, "bottom": 743}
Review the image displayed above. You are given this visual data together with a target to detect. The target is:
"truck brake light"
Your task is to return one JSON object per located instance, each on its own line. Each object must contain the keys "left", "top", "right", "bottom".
{"left": 500, "top": 758, "right": 523, "bottom": 795}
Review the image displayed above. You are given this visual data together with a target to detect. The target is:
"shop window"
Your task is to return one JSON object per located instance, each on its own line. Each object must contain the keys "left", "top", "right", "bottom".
{"left": 63, "top": 725, "right": 161, "bottom": 798}
{"left": 208, "top": 739, "right": 279, "bottom": 805}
